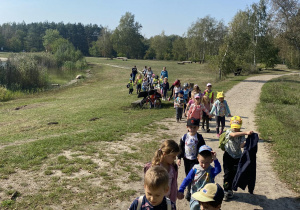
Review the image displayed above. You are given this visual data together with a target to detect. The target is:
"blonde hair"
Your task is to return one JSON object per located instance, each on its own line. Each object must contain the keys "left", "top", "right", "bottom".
{"left": 137, "top": 74, "right": 142, "bottom": 79}
{"left": 193, "top": 86, "right": 201, "bottom": 93}
{"left": 202, "top": 95, "right": 209, "bottom": 105}
{"left": 144, "top": 166, "right": 169, "bottom": 190}
{"left": 152, "top": 140, "right": 180, "bottom": 166}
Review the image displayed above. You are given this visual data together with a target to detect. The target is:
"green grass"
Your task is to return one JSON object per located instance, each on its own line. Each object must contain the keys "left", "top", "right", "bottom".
{"left": 0, "top": 57, "right": 295, "bottom": 208}
{"left": 256, "top": 74, "right": 300, "bottom": 193}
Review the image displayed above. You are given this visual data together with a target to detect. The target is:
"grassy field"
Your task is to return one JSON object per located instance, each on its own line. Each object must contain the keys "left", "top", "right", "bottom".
{"left": 0, "top": 56, "right": 296, "bottom": 208}
{"left": 256, "top": 74, "right": 300, "bottom": 193}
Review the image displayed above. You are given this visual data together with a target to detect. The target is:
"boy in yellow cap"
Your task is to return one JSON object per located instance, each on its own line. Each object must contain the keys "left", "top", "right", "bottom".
{"left": 210, "top": 91, "right": 231, "bottom": 137}
{"left": 222, "top": 116, "right": 253, "bottom": 201}
{"left": 192, "top": 183, "right": 224, "bottom": 210}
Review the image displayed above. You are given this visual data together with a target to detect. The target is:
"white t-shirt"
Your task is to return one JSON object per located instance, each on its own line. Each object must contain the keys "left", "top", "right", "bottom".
{"left": 184, "top": 133, "right": 199, "bottom": 160}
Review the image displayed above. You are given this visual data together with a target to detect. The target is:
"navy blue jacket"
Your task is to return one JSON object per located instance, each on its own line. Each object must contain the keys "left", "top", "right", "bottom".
{"left": 232, "top": 133, "right": 259, "bottom": 194}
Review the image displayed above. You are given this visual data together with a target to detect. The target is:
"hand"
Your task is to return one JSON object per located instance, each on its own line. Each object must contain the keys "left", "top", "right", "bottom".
{"left": 177, "top": 192, "right": 184, "bottom": 200}
{"left": 247, "top": 131, "right": 254, "bottom": 135}
{"left": 228, "top": 114, "right": 232, "bottom": 117}
{"left": 211, "top": 151, "right": 217, "bottom": 160}
{"left": 177, "top": 159, "right": 181, "bottom": 166}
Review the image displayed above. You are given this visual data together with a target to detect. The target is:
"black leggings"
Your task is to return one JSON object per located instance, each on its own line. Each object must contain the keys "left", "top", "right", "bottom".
{"left": 215, "top": 116, "right": 225, "bottom": 134}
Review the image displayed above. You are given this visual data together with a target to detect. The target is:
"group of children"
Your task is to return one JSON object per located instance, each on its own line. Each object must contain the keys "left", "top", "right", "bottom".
{"left": 127, "top": 66, "right": 170, "bottom": 97}
{"left": 129, "top": 114, "right": 254, "bottom": 210}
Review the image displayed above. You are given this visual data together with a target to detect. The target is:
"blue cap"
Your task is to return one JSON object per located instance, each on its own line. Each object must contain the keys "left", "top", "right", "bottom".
{"left": 199, "top": 145, "right": 212, "bottom": 153}
{"left": 179, "top": 90, "right": 184, "bottom": 95}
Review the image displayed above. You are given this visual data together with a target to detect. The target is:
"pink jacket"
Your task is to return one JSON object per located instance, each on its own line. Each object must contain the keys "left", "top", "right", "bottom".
{"left": 187, "top": 104, "right": 210, "bottom": 120}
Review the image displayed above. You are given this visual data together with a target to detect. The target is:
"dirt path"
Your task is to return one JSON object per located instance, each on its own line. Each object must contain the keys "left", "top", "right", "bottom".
{"left": 170, "top": 74, "right": 299, "bottom": 210}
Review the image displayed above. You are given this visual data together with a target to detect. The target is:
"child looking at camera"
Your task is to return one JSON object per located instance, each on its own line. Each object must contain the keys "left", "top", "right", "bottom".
{"left": 177, "top": 145, "right": 221, "bottom": 210}
{"left": 129, "top": 166, "right": 176, "bottom": 210}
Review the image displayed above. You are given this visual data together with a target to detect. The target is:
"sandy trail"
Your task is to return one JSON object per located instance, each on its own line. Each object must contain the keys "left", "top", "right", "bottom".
{"left": 172, "top": 73, "right": 300, "bottom": 210}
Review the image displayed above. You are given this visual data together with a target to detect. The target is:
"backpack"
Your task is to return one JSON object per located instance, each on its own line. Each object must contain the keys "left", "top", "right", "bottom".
{"left": 137, "top": 195, "right": 171, "bottom": 210}
{"left": 219, "top": 130, "right": 228, "bottom": 151}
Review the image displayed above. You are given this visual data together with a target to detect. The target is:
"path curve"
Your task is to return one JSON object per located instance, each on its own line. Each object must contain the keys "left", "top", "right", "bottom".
{"left": 172, "top": 73, "right": 300, "bottom": 210}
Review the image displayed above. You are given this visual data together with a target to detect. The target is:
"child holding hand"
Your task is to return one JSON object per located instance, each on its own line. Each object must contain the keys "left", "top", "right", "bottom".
{"left": 144, "top": 139, "right": 180, "bottom": 203}
{"left": 177, "top": 145, "right": 221, "bottom": 210}
{"left": 177, "top": 118, "right": 206, "bottom": 201}
{"left": 187, "top": 94, "right": 211, "bottom": 121}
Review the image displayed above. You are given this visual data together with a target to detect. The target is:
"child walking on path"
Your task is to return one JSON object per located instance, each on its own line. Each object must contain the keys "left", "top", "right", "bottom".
{"left": 129, "top": 166, "right": 176, "bottom": 210}
{"left": 177, "top": 118, "right": 206, "bottom": 202}
{"left": 144, "top": 140, "right": 180, "bottom": 203}
{"left": 203, "top": 83, "right": 214, "bottom": 110}
{"left": 201, "top": 95, "right": 211, "bottom": 133}
{"left": 210, "top": 91, "right": 231, "bottom": 137}
{"left": 177, "top": 145, "right": 221, "bottom": 210}
{"left": 174, "top": 90, "right": 185, "bottom": 122}
{"left": 135, "top": 74, "right": 142, "bottom": 94}
{"left": 222, "top": 116, "right": 253, "bottom": 201}
{"left": 187, "top": 94, "right": 211, "bottom": 121}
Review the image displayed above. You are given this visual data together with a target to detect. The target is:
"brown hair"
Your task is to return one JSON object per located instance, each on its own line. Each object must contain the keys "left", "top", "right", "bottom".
{"left": 151, "top": 140, "right": 180, "bottom": 166}
{"left": 144, "top": 166, "right": 169, "bottom": 190}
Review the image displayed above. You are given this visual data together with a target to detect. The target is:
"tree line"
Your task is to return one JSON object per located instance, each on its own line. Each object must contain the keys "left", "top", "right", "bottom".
{"left": 0, "top": 0, "right": 299, "bottom": 74}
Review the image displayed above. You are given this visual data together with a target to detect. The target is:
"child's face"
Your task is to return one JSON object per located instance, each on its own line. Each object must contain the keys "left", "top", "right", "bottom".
{"left": 162, "top": 152, "right": 178, "bottom": 165}
{"left": 197, "top": 155, "right": 213, "bottom": 170}
{"left": 218, "top": 97, "right": 224, "bottom": 102}
{"left": 233, "top": 128, "right": 240, "bottom": 132}
{"left": 144, "top": 185, "right": 168, "bottom": 206}
{"left": 207, "top": 85, "right": 212, "bottom": 91}
{"left": 178, "top": 93, "right": 183, "bottom": 98}
{"left": 164, "top": 78, "right": 168, "bottom": 82}
{"left": 187, "top": 125, "right": 199, "bottom": 135}
{"left": 200, "top": 202, "right": 221, "bottom": 210}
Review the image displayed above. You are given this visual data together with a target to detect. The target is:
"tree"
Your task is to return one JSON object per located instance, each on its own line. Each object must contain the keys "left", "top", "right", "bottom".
{"left": 186, "top": 16, "right": 227, "bottom": 62}
{"left": 43, "top": 29, "right": 61, "bottom": 52}
{"left": 172, "top": 37, "right": 187, "bottom": 61}
{"left": 111, "top": 12, "right": 144, "bottom": 58}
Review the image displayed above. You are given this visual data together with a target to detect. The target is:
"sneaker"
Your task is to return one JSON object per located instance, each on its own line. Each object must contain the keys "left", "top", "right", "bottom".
{"left": 206, "top": 129, "right": 210, "bottom": 133}
{"left": 224, "top": 191, "right": 229, "bottom": 201}
{"left": 228, "top": 190, "right": 234, "bottom": 199}
{"left": 201, "top": 127, "right": 205, "bottom": 131}
{"left": 176, "top": 119, "right": 179, "bottom": 123}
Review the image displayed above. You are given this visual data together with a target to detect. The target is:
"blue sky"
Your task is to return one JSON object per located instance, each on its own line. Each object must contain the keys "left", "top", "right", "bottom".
{"left": 1, "top": 0, "right": 260, "bottom": 38}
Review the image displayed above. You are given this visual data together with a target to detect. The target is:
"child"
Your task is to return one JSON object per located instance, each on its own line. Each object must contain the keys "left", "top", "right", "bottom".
{"left": 146, "top": 67, "right": 153, "bottom": 82}
{"left": 177, "top": 118, "right": 206, "bottom": 201}
{"left": 127, "top": 78, "right": 134, "bottom": 94}
{"left": 135, "top": 74, "right": 143, "bottom": 94}
{"left": 203, "top": 83, "right": 214, "bottom": 110}
{"left": 168, "top": 80, "right": 180, "bottom": 101}
{"left": 129, "top": 166, "right": 176, "bottom": 210}
{"left": 161, "top": 66, "right": 168, "bottom": 79}
{"left": 142, "top": 66, "right": 147, "bottom": 76}
{"left": 223, "top": 116, "right": 253, "bottom": 201}
{"left": 161, "top": 77, "right": 169, "bottom": 101}
{"left": 177, "top": 145, "right": 221, "bottom": 210}
{"left": 174, "top": 90, "right": 185, "bottom": 122}
{"left": 145, "top": 139, "right": 180, "bottom": 203}
{"left": 191, "top": 183, "right": 224, "bottom": 210}
{"left": 141, "top": 76, "right": 149, "bottom": 92}
{"left": 187, "top": 94, "right": 211, "bottom": 121}
{"left": 183, "top": 83, "right": 189, "bottom": 116}
{"left": 210, "top": 91, "right": 231, "bottom": 137}
{"left": 173, "top": 80, "right": 181, "bottom": 100}
{"left": 202, "top": 95, "right": 211, "bottom": 133}
{"left": 185, "top": 91, "right": 196, "bottom": 117}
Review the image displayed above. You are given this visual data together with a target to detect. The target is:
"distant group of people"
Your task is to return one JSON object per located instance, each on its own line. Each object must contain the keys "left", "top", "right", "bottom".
{"left": 126, "top": 66, "right": 258, "bottom": 210}
{"left": 127, "top": 66, "right": 169, "bottom": 97}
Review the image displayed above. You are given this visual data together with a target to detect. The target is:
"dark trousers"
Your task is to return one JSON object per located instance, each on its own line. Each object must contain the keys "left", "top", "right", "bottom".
{"left": 184, "top": 158, "right": 198, "bottom": 196}
{"left": 176, "top": 107, "right": 183, "bottom": 120}
{"left": 202, "top": 112, "right": 209, "bottom": 130}
{"left": 136, "top": 84, "right": 141, "bottom": 93}
{"left": 223, "top": 151, "right": 240, "bottom": 191}
{"left": 216, "top": 116, "right": 225, "bottom": 134}
{"left": 132, "top": 73, "right": 136, "bottom": 82}
{"left": 129, "top": 88, "right": 133, "bottom": 94}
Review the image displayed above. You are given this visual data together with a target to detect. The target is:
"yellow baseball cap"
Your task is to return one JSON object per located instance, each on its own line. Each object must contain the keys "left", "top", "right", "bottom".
{"left": 230, "top": 116, "right": 242, "bottom": 129}
{"left": 192, "top": 183, "right": 224, "bottom": 202}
